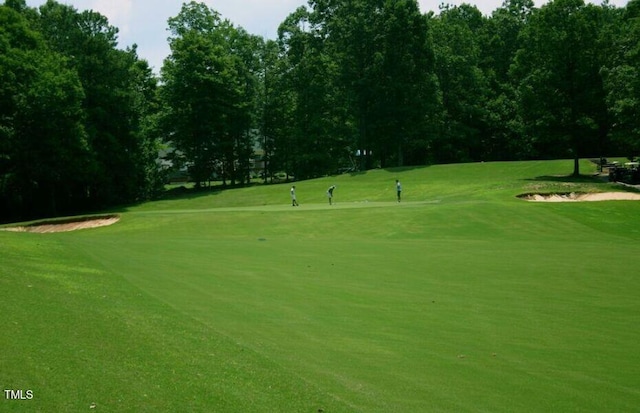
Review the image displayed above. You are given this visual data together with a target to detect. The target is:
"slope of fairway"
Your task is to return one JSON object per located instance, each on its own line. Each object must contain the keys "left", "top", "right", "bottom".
{"left": 2, "top": 160, "right": 640, "bottom": 412}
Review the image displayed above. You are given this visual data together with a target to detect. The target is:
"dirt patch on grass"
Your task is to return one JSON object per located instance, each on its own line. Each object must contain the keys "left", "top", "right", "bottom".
{"left": 2, "top": 215, "right": 120, "bottom": 233}
{"left": 519, "top": 192, "right": 640, "bottom": 202}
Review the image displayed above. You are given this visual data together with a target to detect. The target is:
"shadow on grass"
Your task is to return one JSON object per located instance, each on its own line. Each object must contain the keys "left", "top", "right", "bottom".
{"left": 160, "top": 184, "right": 224, "bottom": 200}
{"left": 341, "top": 165, "right": 432, "bottom": 177}
{"left": 103, "top": 183, "right": 230, "bottom": 214}
{"left": 102, "top": 179, "right": 301, "bottom": 215}
{"left": 383, "top": 165, "right": 432, "bottom": 173}
{"left": 525, "top": 174, "right": 606, "bottom": 184}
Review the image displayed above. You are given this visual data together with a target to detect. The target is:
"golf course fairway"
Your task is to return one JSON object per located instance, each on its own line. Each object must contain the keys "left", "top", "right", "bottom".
{"left": 2, "top": 160, "right": 639, "bottom": 412}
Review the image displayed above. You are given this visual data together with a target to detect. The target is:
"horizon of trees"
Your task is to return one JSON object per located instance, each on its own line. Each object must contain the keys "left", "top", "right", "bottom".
{"left": 1, "top": 0, "right": 639, "bottom": 223}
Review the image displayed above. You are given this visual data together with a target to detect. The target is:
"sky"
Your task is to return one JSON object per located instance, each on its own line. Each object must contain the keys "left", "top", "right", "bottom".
{"left": 26, "top": 0, "right": 629, "bottom": 74}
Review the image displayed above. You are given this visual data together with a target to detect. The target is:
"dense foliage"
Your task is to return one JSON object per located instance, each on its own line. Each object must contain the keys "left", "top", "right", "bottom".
{"left": 0, "top": 0, "right": 162, "bottom": 223}
{"left": 1, "top": 0, "right": 638, "bottom": 222}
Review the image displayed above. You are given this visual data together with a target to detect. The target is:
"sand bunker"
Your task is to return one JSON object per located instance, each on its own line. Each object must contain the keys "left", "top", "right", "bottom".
{"left": 520, "top": 192, "right": 640, "bottom": 202}
{"left": 2, "top": 215, "right": 120, "bottom": 233}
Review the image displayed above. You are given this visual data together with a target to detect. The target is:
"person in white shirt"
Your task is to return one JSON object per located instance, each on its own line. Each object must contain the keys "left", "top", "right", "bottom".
{"left": 327, "top": 185, "right": 336, "bottom": 205}
{"left": 290, "top": 185, "right": 299, "bottom": 206}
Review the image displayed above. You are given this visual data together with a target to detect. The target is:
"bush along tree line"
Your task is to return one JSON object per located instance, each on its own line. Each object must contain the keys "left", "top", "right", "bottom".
{"left": 1, "top": 0, "right": 639, "bottom": 223}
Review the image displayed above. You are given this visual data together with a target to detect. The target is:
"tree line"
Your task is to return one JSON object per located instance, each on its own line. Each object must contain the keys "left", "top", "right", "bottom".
{"left": 1, "top": 0, "right": 639, "bottom": 223}
{"left": 1, "top": 0, "right": 161, "bottom": 223}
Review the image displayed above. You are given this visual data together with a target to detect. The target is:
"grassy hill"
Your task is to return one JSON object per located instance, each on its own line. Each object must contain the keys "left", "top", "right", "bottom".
{"left": 2, "top": 160, "right": 639, "bottom": 412}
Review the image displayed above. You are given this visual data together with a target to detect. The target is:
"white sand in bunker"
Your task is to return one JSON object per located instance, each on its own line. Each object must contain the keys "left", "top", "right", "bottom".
{"left": 2, "top": 215, "right": 120, "bottom": 233}
{"left": 520, "top": 192, "right": 640, "bottom": 202}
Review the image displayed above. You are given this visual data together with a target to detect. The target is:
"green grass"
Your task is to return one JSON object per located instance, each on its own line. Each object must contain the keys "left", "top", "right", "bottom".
{"left": 2, "top": 160, "right": 640, "bottom": 412}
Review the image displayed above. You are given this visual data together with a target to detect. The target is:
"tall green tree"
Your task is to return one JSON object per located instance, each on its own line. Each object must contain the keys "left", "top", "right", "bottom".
{"left": 162, "top": 1, "right": 258, "bottom": 187}
{"left": 480, "top": 0, "right": 534, "bottom": 160}
{"left": 257, "top": 39, "right": 282, "bottom": 181}
{"left": 38, "top": 1, "right": 160, "bottom": 205}
{"left": 1, "top": 0, "right": 162, "bottom": 222}
{"left": 276, "top": 5, "right": 347, "bottom": 179}
{"left": 258, "top": 38, "right": 298, "bottom": 181}
{"left": 431, "top": 4, "right": 490, "bottom": 163}
{"left": 603, "top": 0, "right": 640, "bottom": 158}
{"left": 221, "top": 27, "right": 262, "bottom": 185}
{"left": 297, "top": 0, "right": 439, "bottom": 170}
{"left": 371, "top": 0, "right": 440, "bottom": 167}
{"left": 128, "top": 54, "right": 164, "bottom": 199}
{"left": 0, "top": 3, "right": 88, "bottom": 221}
{"left": 309, "top": 0, "right": 379, "bottom": 170}
{"left": 512, "top": 0, "right": 608, "bottom": 175}
{"left": 11, "top": 50, "right": 89, "bottom": 217}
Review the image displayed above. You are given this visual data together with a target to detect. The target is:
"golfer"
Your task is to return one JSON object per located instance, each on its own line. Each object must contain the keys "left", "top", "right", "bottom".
{"left": 396, "top": 180, "right": 402, "bottom": 202}
{"left": 327, "top": 185, "right": 336, "bottom": 205}
{"left": 290, "top": 185, "right": 299, "bottom": 206}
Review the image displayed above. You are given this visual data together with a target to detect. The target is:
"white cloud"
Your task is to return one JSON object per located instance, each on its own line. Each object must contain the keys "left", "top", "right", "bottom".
{"left": 205, "top": 0, "right": 304, "bottom": 37}
{"left": 89, "top": 0, "right": 133, "bottom": 35}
